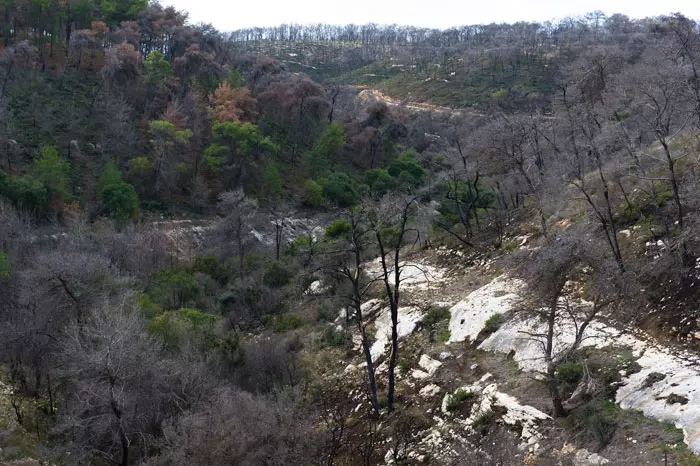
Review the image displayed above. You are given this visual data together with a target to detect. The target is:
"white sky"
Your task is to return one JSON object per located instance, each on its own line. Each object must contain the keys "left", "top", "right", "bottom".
{"left": 163, "top": 0, "right": 700, "bottom": 31}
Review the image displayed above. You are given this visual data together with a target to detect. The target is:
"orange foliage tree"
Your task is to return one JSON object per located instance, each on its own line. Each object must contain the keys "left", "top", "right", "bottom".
{"left": 212, "top": 82, "right": 258, "bottom": 123}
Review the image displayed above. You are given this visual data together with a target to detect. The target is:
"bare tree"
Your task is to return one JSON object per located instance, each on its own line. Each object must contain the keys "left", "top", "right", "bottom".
{"left": 57, "top": 297, "right": 171, "bottom": 466}
{"left": 621, "top": 48, "right": 694, "bottom": 230}
{"left": 147, "top": 388, "right": 318, "bottom": 466}
{"left": 514, "top": 233, "right": 629, "bottom": 417}
{"left": 558, "top": 80, "right": 625, "bottom": 271}
{"left": 324, "top": 208, "right": 381, "bottom": 412}
{"left": 371, "top": 195, "right": 420, "bottom": 412}
{"left": 482, "top": 114, "right": 550, "bottom": 238}
{"left": 215, "top": 189, "right": 259, "bottom": 270}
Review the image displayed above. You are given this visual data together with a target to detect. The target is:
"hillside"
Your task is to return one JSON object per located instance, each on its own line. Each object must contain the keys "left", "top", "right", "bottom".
{"left": 3, "top": 5, "right": 700, "bottom": 466}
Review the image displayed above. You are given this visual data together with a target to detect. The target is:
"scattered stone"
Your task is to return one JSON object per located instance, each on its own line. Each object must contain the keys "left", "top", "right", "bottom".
{"left": 420, "top": 383, "right": 442, "bottom": 398}
{"left": 412, "top": 369, "right": 430, "bottom": 380}
{"left": 573, "top": 449, "right": 610, "bottom": 465}
{"left": 344, "top": 364, "right": 358, "bottom": 373}
{"left": 438, "top": 351, "right": 454, "bottom": 361}
{"left": 418, "top": 354, "right": 442, "bottom": 376}
{"left": 304, "top": 280, "right": 327, "bottom": 295}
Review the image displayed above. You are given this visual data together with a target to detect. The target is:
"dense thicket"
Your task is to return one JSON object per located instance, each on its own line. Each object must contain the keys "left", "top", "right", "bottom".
{"left": 2, "top": 3, "right": 700, "bottom": 464}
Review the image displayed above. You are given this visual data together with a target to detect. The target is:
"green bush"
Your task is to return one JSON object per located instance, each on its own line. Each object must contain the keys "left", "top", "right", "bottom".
{"left": 137, "top": 294, "right": 163, "bottom": 319}
{"left": 274, "top": 314, "right": 302, "bottom": 332}
{"left": 147, "top": 308, "right": 218, "bottom": 352}
{"left": 99, "top": 160, "right": 124, "bottom": 188}
{"left": 320, "top": 172, "right": 360, "bottom": 207}
{"left": 398, "top": 357, "right": 414, "bottom": 375}
{"left": 178, "top": 307, "right": 217, "bottom": 329}
{"left": 101, "top": 181, "right": 139, "bottom": 223}
{"left": 263, "top": 261, "right": 293, "bottom": 288}
{"left": 423, "top": 306, "right": 451, "bottom": 327}
{"left": 0, "top": 250, "right": 11, "bottom": 279}
{"left": 193, "top": 255, "right": 230, "bottom": 284}
{"left": 214, "top": 333, "right": 244, "bottom": 366}
{"left": 364, "top": 168, "right": 396, "bottom": 196}
{"left": 446, "top": 388, "right": 478, "bottom": 412}
{"left": 421, "top": 306, "right": 452, "bottom": 342}
{"left": 302, "top": 179, "right": 324, "bottom": 208}
{"left": 434, "top": 324, "right": 451, "bottom": 343}
{"left": 33, "top": 145, "right": 71, "bottom": 200}
{"left": 325, "top": 219, "right": 352, "bottom": 240}
{"left": 150, "top": 269, "right": 199, "bottom": 309}
{"left": 472, "top": 408, "right": 497, "bottom": 435}
{"left": 260, "top": 161, "right": 283, "bottom": 201}
{"left": 144, "top": 50, "right": 173, "bottom": 85}
{"left": 388, "top": 149, "right": 425, "bottom": 189}
{"left": 556, "top": 361, "right": 584, "bottom": 385}
{"left": 148, "top": 311, "right": 181, "bottom": 350}
{"left": 0, "top": 171, "right": 48, "bottom": 212}
{"left": 483, "top": 313, "right": 504, "bottom": 334}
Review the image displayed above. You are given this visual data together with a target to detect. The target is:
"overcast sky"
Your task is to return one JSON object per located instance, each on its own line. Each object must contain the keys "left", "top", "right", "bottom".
{"left": 162, "top": 0, "right": 700, "bottom": 31}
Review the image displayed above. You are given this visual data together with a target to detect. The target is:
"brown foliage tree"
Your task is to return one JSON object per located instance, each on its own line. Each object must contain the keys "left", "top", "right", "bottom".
{"left": 212, "top": 82, "right": 258, "bottom": 122}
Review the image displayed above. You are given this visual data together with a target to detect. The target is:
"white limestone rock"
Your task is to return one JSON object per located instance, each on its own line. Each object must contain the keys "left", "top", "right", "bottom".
{"left": 420, "top": 383, "right": 442, "bottom": 398}
{"left": 418, "top": 354, "right": 442, "bottom": 376}
{"left": 448, "top": 277, "right": 523, "bottom": 343}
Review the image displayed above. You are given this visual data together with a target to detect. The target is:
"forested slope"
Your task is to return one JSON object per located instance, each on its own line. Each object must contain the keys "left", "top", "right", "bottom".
{"left": 3, "top": 4, "right": 700, "bottom": 465}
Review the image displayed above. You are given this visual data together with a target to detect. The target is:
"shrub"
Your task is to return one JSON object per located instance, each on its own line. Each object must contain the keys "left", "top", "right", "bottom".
{"left": 137, "top": 294, "right": 163, "bottom": 319}
{"left": 148, "top": 311, "right": 181, "bottom": 350}
{"left": 423, "top": 306, "right": 451, "bottom": 343}
{"left": 99, "top": 160, "right": 124, "bottom": 188}
{"left": 150, "top": 269, "right": 199, "bottom": 309}
{"left": 569, "top": 402, "right": 618, "bottom": 447}
{"left": 321, "top": 326, "right": 349, "bottom": 347}
{"left": 325, "top": 219, "right": 352, "bottom": 240}
{"left": 320, "top": 172, "right": 359, "bottom": 207}
{"left": 147, "top": 308, "right": 218, "bottom": 352}
{"left": 178, "top": 307, "right": 217, "bottom": 329}
{"left": 316, "top": 302, "right": 338, "bottom": 322}
{"left": 263, "top": 261, "right": 293, "bottom": 288}
{"left": 274, "top": 314, "right": 302, "bottom": 332}
{"left": 33, "top": 145, "right": 71, "bottom": 199}
{"left": 472, "top": 408, "right": 497, "bottom": 435}
{"left": 0, "top": 250, "right": 11, "bottom": 279}
{"left": 214, "top": 333, "right": 244, "bottom": 367}
{"left": 388, "top": 149, "right": 425, "bottom": 189}
{"left": 364, "top": 168, "right": 396, "bottom": 196}
{"left": 556, "top": 361, "right": 584, "bottom": 386}
{"left": 193, "top": 255, "right": 230, "bottom": 284}
{"left": 302, "top": 179, "right": 324, "bottom": 208}
{"left": 423, "top": 306, "right": 451, "bottom": 327}
{"left": 446, "top": 388, "right": 478, "bottom": 412}
{"left": 101, "top": 181, "right": 139, "bottom": 224}
{"left": 398, "top": 357, "right": 414, "bottom": 375}
{"left": 483, "top": 313, "right": 504, "bottom": 334}
{"left": 260, "top": 162, "right": 283, "bottom": 201}
{"left": 434, "top": 325, "right": 451, "bottom": 343}
{"left": 0, "top": 171, "right": 48, "bottom": 212}
{"left": 144, "top": 50, "right": 173, "bottom": 85}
